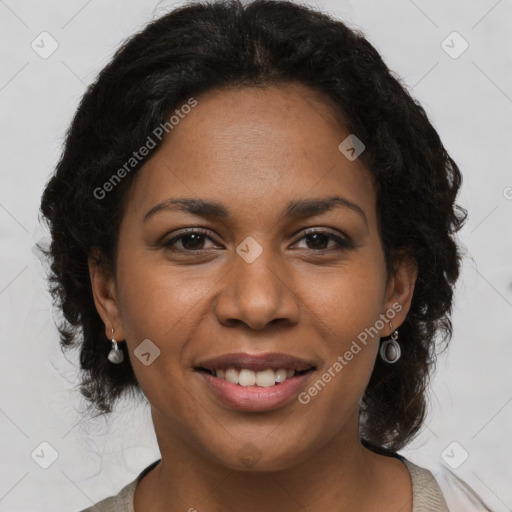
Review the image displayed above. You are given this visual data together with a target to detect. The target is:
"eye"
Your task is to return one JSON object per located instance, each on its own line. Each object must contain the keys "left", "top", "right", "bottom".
{"left": 162, "top": 228, "right": 354, "bottom": 253}
{"left": 293, "top": 229, "right": 354, "bottom": 251}
{"left": 163, "top": 228, "right": 220, "bottom": 251}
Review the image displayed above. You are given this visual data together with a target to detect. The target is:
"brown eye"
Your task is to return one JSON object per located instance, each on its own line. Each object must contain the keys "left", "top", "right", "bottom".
{"left": 163, "top": 229, "right": 218, "bottom": 251}
{"left": 293, "top": 229, "right": 354, "bottom": 251}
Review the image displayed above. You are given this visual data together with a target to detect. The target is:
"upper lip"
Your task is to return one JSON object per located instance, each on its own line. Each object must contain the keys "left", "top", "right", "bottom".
{"left": 196, "top": 352, "right": 317, "bottom": 372}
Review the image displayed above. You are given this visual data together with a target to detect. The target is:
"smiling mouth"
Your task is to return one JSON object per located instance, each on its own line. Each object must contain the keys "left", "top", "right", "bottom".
{"left": 195, "top": 367, "right": 315, "bottom": 388}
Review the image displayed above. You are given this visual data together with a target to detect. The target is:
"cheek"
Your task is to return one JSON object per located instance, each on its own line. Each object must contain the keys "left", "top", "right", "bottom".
{"left": 114, "top": 254, "right": 205, "bottom": 419}
{"left": 113, "top": 262, "right": 213, "bottom": 416}
{"left": 299, "top": 254, "right": 387, "bottom": 400}
{"left": 306, "top": 255, "right": 388, "bottom": 339}
{"left": 115, "top": 251, "right": 208, "bottom": 343}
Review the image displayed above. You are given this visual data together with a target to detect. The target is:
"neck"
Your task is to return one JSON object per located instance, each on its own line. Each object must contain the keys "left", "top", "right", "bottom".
{"left": 135, "top": 409, "right": 389, "bottom": 512}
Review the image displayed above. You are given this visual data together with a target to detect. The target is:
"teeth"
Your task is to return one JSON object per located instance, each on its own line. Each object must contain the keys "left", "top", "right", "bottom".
{"left": 275, "top": 369, "right": 287, "bottom": 383}
{"left": 239, "top": 369, "right": 256, "bottom": 386}
{"left": 225, "top": 368, "right": 239, "bottom": 384}
{"left": 255, "top": 369, "right": 275, "bottom": 387}
{"left": 213, "top": 367, "right": 302, "bottom": 387}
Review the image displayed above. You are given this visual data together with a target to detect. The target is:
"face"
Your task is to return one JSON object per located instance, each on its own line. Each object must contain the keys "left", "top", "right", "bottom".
{"left": 90, "top": 83, "right": 416, "bottom": 472}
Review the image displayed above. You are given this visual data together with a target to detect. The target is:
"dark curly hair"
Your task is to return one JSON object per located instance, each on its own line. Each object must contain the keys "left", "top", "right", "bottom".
{"left": 39, "top": 0, "right": 467, "bottom": 451}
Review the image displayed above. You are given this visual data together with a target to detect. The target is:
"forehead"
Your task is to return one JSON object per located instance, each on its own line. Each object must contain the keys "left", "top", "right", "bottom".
{"left": 123, "top": 83, "right": 376, "bottom": 226}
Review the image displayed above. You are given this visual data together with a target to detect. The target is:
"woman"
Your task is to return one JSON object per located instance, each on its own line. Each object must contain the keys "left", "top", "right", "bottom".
{"left": 39, "top": 0, "right": 492, "bottom": 510}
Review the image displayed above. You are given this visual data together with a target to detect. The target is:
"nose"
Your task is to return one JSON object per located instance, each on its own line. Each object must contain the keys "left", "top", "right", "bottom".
{"left": 214, "top": 244, "right": 300, "bottom": 331}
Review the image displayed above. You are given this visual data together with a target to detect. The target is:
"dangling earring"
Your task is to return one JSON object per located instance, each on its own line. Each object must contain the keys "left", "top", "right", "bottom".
{"left": 108, "top": 328, "right": 124, "bottom": 364}
{"left": 379, "top": 322, "right": 401, "bottom": 363}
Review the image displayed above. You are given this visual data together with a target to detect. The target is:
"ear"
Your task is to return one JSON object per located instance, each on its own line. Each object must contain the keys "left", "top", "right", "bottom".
{"left": 383, "top": 253, "right": 418, "bottom": 336}
{"left": 88, "top": 247, "right": 125, "bottom": 341}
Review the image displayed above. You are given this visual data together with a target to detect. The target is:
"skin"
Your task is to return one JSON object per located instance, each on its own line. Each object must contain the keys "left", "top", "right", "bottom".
{"left": 89, "top": 83, "right": 418, "bottom": 512}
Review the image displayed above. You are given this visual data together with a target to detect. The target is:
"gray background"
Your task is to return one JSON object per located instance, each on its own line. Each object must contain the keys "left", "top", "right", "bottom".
{"left": 1, "top": 0, "right": 511, "bottom": 510}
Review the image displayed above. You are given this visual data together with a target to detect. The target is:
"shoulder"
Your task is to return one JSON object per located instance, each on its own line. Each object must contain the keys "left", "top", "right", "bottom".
{"left": 401, "top": 458, "right": 451, "bottom": 511}
{"left": 77, "top": 478, "right": 137, "bottom": 512}
{"left": 77, "top": 459, "right": 161, "bottom": 512}
{"left": 400, "top": 456, "right": 493, "bottom": 512}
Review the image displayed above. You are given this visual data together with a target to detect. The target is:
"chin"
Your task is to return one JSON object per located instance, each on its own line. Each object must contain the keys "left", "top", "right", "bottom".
{"left": 206, "top": 438, "right": 311, "bottom": 473}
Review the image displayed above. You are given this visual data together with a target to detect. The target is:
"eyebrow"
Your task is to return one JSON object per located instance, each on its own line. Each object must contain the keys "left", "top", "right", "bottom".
{"left": 143, "top": 196, "right": 368, "bottom": 227}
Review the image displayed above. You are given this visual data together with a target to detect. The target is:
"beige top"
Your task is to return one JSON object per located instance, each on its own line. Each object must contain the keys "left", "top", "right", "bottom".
{"left": 79, "top": 457, "right": 454, "bottom": 511}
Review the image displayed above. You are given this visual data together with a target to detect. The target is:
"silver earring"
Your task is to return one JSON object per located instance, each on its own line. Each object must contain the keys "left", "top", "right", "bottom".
{"left": 379, "top": 323, "right": 401, "bottom": 363}
{"left": 108, "top": 328, "right": 124, "bottom": 364}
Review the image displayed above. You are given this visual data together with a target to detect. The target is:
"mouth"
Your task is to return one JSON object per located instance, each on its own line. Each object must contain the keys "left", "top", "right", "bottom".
{"left": 194, "top": 352, "right": 317, "bottom": 411}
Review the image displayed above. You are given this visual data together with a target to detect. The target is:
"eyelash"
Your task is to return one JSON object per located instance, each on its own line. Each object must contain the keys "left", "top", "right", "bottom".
{"left": 162, "top": 228, "right": 354, "bottom": 253}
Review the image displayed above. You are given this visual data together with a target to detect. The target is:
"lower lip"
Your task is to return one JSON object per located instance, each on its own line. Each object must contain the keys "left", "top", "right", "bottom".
{"left": 197, "top": 370, "right": 315, "bottom": 412}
